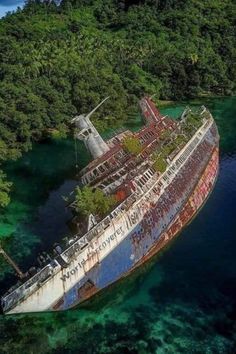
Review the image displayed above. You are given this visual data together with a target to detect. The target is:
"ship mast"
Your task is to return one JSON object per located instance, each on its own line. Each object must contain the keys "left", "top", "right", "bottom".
{"left": 72, "top": 97, "right": 110, "bottom": 159}
{"left": 0, "top": 245, "right": 24, "bottom": 279}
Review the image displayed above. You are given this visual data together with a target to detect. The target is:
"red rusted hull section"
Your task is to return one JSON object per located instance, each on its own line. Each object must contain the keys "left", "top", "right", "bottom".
{"left": 127, "top": 147, "right": 219, "bottom": 273}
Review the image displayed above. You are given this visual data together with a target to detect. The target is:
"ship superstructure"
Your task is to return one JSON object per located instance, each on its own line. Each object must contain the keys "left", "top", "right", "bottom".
{"left": 1, "top": 97, "right": 219, "bottom": 314}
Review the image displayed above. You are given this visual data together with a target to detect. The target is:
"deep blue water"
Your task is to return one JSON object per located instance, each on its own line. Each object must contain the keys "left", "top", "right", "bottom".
{"left": 0, "top": 97, "right": 235, "bottom": 353}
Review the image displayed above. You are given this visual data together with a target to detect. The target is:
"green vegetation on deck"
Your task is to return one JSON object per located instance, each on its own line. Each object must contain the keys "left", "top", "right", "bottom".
{"left": 122, "top": 135, "right": 142, "bottom": 155}
{"left": 153, "top": 108, "right": 205, "bottom": 173}
{"left": 74, "top": 186, "right": 116, "bottom": 217}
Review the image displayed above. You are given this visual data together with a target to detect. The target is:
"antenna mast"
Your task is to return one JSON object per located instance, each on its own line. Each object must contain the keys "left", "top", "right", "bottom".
{"left": 0, "top": 245, "right": 24, "bottom": 279}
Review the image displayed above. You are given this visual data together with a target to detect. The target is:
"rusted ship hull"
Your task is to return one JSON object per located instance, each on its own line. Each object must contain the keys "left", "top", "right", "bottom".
{"left": 130, "top": 147, "right": 219, "bottom": 273}
{"left": 53, "top": 146, "right": 219, "bottom": 311}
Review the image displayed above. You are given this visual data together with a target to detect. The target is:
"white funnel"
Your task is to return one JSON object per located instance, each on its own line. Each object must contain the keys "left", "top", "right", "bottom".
{"left": 72, "top": 98, "right": 110, "bottom": 159}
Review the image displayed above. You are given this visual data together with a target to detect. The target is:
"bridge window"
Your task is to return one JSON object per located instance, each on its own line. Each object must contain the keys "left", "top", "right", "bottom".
{"left": 98, "top": 165, "right": 105, "bottom": 173}
{"left": 93, "top": 169, "right": 99, "bottom": 177}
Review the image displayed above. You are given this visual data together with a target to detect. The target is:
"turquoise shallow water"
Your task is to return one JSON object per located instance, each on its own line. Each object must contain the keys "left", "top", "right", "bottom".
{"left": 0, "top": 97, "right": 236, "bottom": 353}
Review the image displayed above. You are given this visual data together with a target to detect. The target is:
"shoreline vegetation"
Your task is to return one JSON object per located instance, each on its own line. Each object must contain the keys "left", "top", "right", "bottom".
{"left": 155, "top": 100, "right": 175, "bottom": 107}
{"left": 0, "top": 0, "right": 235, "bottom": 208}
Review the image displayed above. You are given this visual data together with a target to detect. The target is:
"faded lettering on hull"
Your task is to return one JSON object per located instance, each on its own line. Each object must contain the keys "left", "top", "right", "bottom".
{"left": 60, "top": 226, "right": 124, "bottom": 282}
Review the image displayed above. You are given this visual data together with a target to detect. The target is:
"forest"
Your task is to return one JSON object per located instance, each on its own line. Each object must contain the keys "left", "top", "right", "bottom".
{"left": 0, "top": 0, "right": 235, "bottom": 206}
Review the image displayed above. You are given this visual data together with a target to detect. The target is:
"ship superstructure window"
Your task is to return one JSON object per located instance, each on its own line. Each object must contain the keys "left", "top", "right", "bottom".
{"left": 148, "top": 131, "right": 154, "bottom": 138}
{"left": 137, "top": 180, "right": 143, "bottom": 188}
{"left": 130, "top": 160, "right": 136, "bottom": 168}
{"left": 140, "top": 137, "right": 144, "bottom": 143}
{"left": 98, "top": 165, "right": 105, "bottom": 173}
{"left": 104, "top": 161, "right": 110, "bottom": 169}
{"left": 149, "top": 169, "right": 154, "bottom": 176}
{"left": 102, "top": 180, "right": 110, "bottom": 187}
{"left": 116, "top": 150, "right": 125, "bottom": 160}
{"left": 119, "top": 168, "right": 125, "bottom": 175}
{"left": 93, "top": 169, "right": 99, "bottom": 177}
{"left": 121, "top": 150, "right": 128, "bottom": 158}
{"left": 112, "top": 174, "right": 119, "bottom": 180}
{"left": 88, "top": 173, "right": 93, "bottom": 181}
{"left": 146, "top": 170, "right": 154, "bottom": 178}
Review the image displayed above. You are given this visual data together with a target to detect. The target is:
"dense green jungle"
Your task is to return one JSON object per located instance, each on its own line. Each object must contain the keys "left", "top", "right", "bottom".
{"left": 0, "top": 0, "right": 235, "bottom": 209}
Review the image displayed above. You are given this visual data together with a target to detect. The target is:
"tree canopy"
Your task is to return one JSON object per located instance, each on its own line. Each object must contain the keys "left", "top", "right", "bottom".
{"left": 122, "top": 135, "right": 142, "bottom": 155}
{"left": 0, "top": 171, "right": 12, "bottom": 208}
{"left": 74, "top": 186, "right": 116, "bottom": 216}
{"left": 0, "top": 0, "right": 235, "bottom": 206}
